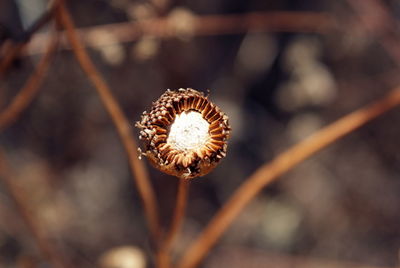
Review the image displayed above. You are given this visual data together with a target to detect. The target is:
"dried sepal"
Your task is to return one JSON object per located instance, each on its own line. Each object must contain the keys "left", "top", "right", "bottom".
{"left": 136, "top": 88, "right": 230, "bottom": 179}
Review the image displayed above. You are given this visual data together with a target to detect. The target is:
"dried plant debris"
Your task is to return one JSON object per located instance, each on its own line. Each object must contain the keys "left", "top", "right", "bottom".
{"left": 136, "top": 88, "right": 230, "bottom": 179}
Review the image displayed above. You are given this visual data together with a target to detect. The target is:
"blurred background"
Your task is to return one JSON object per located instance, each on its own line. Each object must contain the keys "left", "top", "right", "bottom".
{"left": 0, "top": 0, "right": 400, "bottom": 267}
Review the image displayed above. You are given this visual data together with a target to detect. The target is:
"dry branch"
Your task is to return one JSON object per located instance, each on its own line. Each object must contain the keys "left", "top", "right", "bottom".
{"left": 0, "top": 31, "right": 59, "bottom": 131}
{"left": 346, "top": 0, "right": 400, "bottom": 66}
{"left": 164, "top": 180, "right": 190, "bottom": 251}
{"left": 0, "top": 43, "right": 25, "bottom": 76}
{"left": 56, "top": 3, "right": 161, "bottom": 241}
{"left": 158, "top": 180, "right": 190, "bottom": 268}
{"left": 0, "top": 4, "right": 58, "bottom": 76}
{"left": 0, "top": 148, "right": 70, "bottom": 268}
{"left": 26, "top": 11, "right": 334, "bottom": 56}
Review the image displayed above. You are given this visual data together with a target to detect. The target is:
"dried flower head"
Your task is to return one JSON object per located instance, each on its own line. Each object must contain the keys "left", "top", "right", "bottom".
{"left": 136, "top": 88, "right": 230, "bottom": 179}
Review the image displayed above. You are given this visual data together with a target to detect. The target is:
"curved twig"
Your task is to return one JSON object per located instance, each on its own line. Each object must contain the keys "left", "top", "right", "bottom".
{"left": 0, "top": 31, "right": 59, "bottom": 131}
{"left": 0, "top": 43, "right": 25, "bottom": 76}
{"left": 178, "top": 88, "right": 400, "bottom": 268}
{"left": 0, "top": 4, "right": 59, "bottom": 76}
{"left": 56, "top": 3, "right": 161, "bottom": 241}
{"left": 0, "top": 148, "right": 70, "bottom": 268}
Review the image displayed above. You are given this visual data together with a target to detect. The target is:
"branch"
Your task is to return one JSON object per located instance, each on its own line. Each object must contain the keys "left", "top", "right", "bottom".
{"left": 0, "top": 148, "right": 70, "bottom": 268}
{"left": 346, "top": 0, "right": 400, "bottom": 66}
{"left": 56, "top": 3, "right": 161, "bottom": 241}
{"left": 0, "top": 31, "right": 59, "bottom": 131}
{"left": 0, "top": 3, "right": 58, "bottom": 76}
{"left": 158, "top": 180, "right": 190, "bottom": 268}
{"left": 0, "top": 43, "right": 24, "bottom": 76}
{"left": 26, "top": 11, "right": 334, "bottom": 56}
{"left": 178, "top": 88, "right": 400, "bottom": 268}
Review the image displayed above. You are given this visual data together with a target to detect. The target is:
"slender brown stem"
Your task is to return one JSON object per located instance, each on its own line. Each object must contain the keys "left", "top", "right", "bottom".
{"left": 165, "top": 179, "right": 190, "bottom": 249}
{"left": 0, "top": 3, "right": 59, "bottom": 76}
{"left": 0, "top": 31, "right": 59, "bottom": 131}
{"left": 56, "top": 3, "right": 161, "bottom": 241}
{"left": 26, "top": 11, "right": 335, "bottom": 56}
{"left": 0, "top": 43, "right": 25, "bottom": 76}
{"left": 158, "top": 179, "right": 190, "bottom": 268}
{"left": 178, "top": 88, "right": 400, "bottom": 268}
{"left": 346, "top": 0, "right": 400, "bottom": 67}
{"left": 24, "top": 5, "right": 58, "bottom": 38}
{"left": 0, "top": 148, "right": 70, "bottom": 268}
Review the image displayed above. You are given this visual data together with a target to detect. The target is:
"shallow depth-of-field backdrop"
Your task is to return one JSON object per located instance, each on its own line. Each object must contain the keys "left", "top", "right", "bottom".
{"left": 1, "top": 0, "right": 400, "bottom": 267}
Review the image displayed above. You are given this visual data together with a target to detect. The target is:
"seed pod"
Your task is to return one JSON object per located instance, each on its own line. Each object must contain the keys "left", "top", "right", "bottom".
{"left": 136, "top": 88, "right": 231, "bottom": 179}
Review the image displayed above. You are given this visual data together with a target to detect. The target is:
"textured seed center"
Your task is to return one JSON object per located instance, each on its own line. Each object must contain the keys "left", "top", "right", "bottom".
{"left": 167, "top": 111, "right": 209, "bottom": 151}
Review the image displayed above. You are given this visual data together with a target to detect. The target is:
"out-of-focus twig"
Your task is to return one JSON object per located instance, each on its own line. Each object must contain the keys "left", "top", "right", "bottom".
{"left": 158, "top": 180, "right": 190, "bottom": 268}
{"left": 26, "top": 11, "right": 335, "bottom": 56}
{"left": 0, "top": 31, "right": 59, "bottom": 131}
{"left": 0, "top": 3, "right": 58, "bottom": 76}
{"left": 164, "top": 180, "right": 189, "bottom": 250}
{"left": 178, "top": 88, "right": 400, "bottom": 268}
{"left": 346, "top": 0, "right": 400, "bottom": 66}
{"left": 56, "top": 3, "right": 161, "bottom": 241}
{"left": 24, "top": 5, "right": 57, "bottom": 39}
{"left": 191, "top": 11, "right": 333, "bottom": 35}
{"left": 0, "top": 148, "right": 70, "bottom": 268}
{"left": 0, "top": 42, "right": 24, "bottom": 76}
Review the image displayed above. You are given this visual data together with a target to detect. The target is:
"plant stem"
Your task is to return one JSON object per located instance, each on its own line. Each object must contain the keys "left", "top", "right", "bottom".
{"left": 158, "top": 179, "right": 190, "bottom": 268}
{"left": 56, "top": 3, "right": 162, "bottom": 242}
{"left": 0, "top": 31, "right": 59, "bottom": 131}
{"left": 0, "top": 148, "right": 70, "bottom": 268}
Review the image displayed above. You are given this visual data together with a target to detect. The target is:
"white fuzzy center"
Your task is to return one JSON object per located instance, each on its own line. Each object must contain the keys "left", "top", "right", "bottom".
{"left": 167, "top": 111, "right": 209, "bottom": 151}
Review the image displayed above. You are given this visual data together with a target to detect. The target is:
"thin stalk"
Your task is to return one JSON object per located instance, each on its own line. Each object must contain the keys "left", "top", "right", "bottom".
{"left": 26, "top": 11, "right": 334, "bottom": 56}
{"left": 0, "top": 31, "right": 59, "bottom": 131}
{"left": 158, "top": 179, "right": 190, "bottom": 268}
{"left": 0, "top": 148, "right": 70, "bottom": 268}
{"left": 0, "top": 3, "right": 59, "bottom": 76}
{"left": 56, "top": 3, "right": 161, "bottom": 241}
{"left": 0, "top": 43, "right": 24, "bottom": 76}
